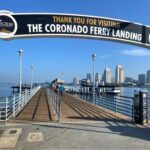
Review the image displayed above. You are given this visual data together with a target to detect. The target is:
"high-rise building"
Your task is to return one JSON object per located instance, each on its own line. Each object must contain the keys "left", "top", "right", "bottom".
{"left": 104, "top": 68, "right": 111, "bottom": 84}
{"left": 95, "top": 73, "right": 101, "bottom": 85}
{"left": 115, "top": 65, "right": 125, "bottom": 84}
{"left": 147, "top": 70, "right": 150, "bottom": 84}
{"left": 111, "top": 77, "right": 115, "bottom": 83}
{"left": 138, "top": 74, "right": 146, "bottom": 85}
{"left": 125, "top": 77, "right": 135, "bottom": 83}
{"left": 73, "top": 77, "right": 80, "bottom": 85}
{"left": 87, "top": 73, "right": 92, "bottom": 82}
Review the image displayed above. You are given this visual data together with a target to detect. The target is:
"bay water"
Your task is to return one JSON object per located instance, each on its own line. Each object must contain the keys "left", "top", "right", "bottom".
{"left": 0, "top": 83, "right": 14, "bottom": 98}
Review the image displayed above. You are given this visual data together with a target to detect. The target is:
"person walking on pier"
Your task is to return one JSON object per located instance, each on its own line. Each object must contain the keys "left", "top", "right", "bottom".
{"left": 55, "top": 85, "right": 59, "bottom": 94}
{"left": 60, "top": 84, "right": 65, "bottom": 96}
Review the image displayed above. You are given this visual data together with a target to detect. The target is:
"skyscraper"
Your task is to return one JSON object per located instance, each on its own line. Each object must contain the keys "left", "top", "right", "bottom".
{"left": 115, "top": 65, "right": 125, "bottom": 84}
{"left": 87, "top": 73, "right": 92, "bottom": 82}
{"left": 147, "top": 70, "right": 150, "bottom": 84}
{"left": 95, "top": 73, "right": 101, "bottom": 85}
{"left": 73, "top": 77, "right": 80, "bottom": 85}
{"left": 138, "top": 74, "right": 146, "bottom": 85}
{"left": 104, "top": 68, "right": 111, "bottom": 84}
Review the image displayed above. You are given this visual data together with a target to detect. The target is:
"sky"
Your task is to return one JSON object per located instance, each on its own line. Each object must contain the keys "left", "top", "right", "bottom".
{"left": 0, "top": 0, "right": 150, "bottom": 83}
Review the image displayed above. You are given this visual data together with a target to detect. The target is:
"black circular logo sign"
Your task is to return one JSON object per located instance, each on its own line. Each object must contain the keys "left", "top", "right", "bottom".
{"left": 0, "top": 12, "right": 17, "bottom": 38}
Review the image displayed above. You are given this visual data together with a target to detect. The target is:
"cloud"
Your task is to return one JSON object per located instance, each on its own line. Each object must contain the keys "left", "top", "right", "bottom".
{"left": 99, "top": 54, "right": 111, "bottom": 59}
{"left": 121, "top": 49, "right": 150, "bottom": 56}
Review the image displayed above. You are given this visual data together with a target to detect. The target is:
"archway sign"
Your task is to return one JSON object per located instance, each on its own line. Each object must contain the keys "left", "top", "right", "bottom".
{"left": 0, "top": 11, "right": 150, "bottom": 48}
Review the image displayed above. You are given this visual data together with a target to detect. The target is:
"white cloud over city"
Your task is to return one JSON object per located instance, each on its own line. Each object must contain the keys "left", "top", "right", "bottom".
{"left": 121, "top": 49, "right": 150, "bottom": 56}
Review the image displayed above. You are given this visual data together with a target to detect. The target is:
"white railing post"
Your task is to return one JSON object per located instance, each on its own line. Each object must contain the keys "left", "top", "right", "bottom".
{"left": 24, "top": 91, "right": 26, "bottom": 104}
{"left": 27, "top": 90, "right": 30, "bottom": 101}
{"left": 13, "top": 95, "right": 16, "bottom": 117}
{"left": 20, "top": 94, "right": 23, "bottom": 108}
{"left": 24, "top": 90, "right": 26, "bottom": 104}
{"left": 26, "top": 90, "right": 29, "bottom": 102}
{"left": 5, "top": 98, "right": 8, "bottom": 124}
{"left": 23, "top": 92, "right": 25, "bottom": 107}
{"left": 30, "top": 89, "right": 33, "bottom": 98}
{"left": 19, "top": 93, "right": 22, "bottom": 111}
{"left": 29, "top": 89, "right": 31, "bottom": 98}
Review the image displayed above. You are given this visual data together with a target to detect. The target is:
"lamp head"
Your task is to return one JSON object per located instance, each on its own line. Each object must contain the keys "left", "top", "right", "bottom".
{"left": 18, "top": 49, "right": 23, "bottom": 56}
{"left": 92, "top": 53, "right": 96, "bottom": 61}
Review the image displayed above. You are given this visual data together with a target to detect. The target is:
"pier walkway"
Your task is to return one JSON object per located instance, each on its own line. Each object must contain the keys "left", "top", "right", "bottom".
{"left": 11, "top": 88, "right": 128, "bottom": 123}
{"left": 14, "top": 88, "right": 51, "bottom": 122}
{"left": 2, "top": 88, "right": 150, "bottom": 150}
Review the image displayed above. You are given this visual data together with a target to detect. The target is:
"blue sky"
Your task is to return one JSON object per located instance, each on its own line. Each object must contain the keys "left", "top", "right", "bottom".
{"left": 0, "top": 0, "right": 150, "bottom": 83}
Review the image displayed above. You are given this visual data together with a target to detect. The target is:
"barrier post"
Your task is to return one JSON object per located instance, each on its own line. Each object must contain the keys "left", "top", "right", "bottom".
{"left": 5, "top": 98, "right": 8, "bottom": 125}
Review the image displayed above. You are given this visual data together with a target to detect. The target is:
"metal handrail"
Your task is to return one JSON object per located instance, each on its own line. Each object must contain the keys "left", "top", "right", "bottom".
{"left": 0, "top": 86, "right": 41, "bottom": 123}
{"left": 84, "top": 94, "right": 150, "bottom": 121}
{"left": 80, "top": 94, "right": 134, "bottom": 119}
{"left": 46, "top": 88, "right": 60, "bottom": 121}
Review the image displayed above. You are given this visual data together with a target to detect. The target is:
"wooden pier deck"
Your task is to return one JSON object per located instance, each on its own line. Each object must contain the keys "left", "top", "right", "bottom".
{"left": 60, "top": 94, "right": 128, "bottom": 123}
{"left": 11, "top": 88, "right": 128, "bottom": 123}
{"left": 14, "top": 88, "right": 52, "bottom": 122}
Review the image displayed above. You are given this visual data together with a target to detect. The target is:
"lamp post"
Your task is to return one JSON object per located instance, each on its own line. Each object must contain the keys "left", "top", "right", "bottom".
{"left": 92, "top": 53, "right": 96, "bottom": 104}
{"left": 31, "top": 65, "right": 34, "bottom": 89}
{"left": 18, "top": 49, "right": 23, "bottom": 95}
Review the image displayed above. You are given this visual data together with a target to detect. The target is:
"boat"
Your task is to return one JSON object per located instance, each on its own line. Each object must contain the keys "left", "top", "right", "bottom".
{"left": 80, "top": 79, "right": 92, "bottom": 87}
{"left": 106, "top": 87, "right": 121, "bottom": 94}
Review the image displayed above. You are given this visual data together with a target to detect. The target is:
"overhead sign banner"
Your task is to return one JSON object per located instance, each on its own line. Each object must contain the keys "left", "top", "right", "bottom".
{"left": 0, "top": 11, "right": 150, "bottom": 48}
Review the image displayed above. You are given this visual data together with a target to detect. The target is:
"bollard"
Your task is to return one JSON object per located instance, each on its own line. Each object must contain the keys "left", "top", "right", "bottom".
{"left": 134, "top": 90, "right": 148, "bottom": 125}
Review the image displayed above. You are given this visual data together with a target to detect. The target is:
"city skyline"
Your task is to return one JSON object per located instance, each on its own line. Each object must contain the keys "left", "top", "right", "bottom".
{"left": 0, "top": 0, "right": 150, "bottom": 83}
{"left": 77, "top": 65, "right": 150, "bottom": 85}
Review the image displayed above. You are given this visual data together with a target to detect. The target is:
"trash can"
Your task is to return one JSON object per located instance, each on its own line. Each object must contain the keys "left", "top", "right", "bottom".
{"left": 134, "top": 90, "right": 148, "bottom": 125}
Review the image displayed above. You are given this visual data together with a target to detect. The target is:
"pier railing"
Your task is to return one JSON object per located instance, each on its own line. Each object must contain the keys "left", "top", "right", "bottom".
{"left": 80, "top": 94, "right": 134, "bottom": 120}
{"left": 78, "top": 93, "right": 150, "bottom": 121}
{"left": 46, "top": 88, "right": 60, "bottom": 121}
{"left": 0, "top": 86, "right": 41, "bottom": 123}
